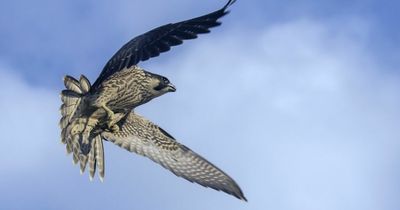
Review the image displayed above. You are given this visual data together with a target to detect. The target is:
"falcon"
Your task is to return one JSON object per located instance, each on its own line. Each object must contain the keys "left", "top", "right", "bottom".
{"left": 60, "top": 0, "right": 246, "bottom": 201}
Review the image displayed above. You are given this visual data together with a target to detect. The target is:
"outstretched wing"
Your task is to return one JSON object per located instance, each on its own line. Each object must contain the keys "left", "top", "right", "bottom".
{"left": 100, "top": 112, "right": 246, "bottom": 201}
{"left": 92, "top": 0, "right": 236, "bottom": 89}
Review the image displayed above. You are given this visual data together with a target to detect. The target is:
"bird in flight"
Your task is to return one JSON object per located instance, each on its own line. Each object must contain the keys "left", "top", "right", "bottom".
{"left": 60, "top": 0, "right": 246, "bottom": 201}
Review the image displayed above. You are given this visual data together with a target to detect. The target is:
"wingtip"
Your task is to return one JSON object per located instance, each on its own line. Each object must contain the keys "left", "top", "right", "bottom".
{"left": 235, "top": 186, "right": 247, "bottom": 202}
{"left": 239, "top": 195, "right": 248, "bottom": 202}
{"left": 219, "top": 0, "right": 236, "bottom": 19}
{"left": 223, "top": 181, "right": 247, "bottom": 202}
{"left": 224, "top": 0, "right": 237, "bottom": 10}
{"left": 99, "top": 176, "right": 104, "bottom": 183}
{"left": 231, "top": 189, "right": 247, "bottom": 202}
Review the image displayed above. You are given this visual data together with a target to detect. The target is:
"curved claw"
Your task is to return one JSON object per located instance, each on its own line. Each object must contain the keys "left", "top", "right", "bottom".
{"left": 110, "top": 124, "right": 120, "bottom": 132}
{"left": 101, "top": 104, "right": 121, "bottom": 132}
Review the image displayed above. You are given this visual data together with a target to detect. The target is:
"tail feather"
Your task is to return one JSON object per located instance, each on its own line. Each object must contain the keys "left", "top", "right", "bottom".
{"left": 60, "top": 103, "right": 77, "bottom": 117}
{"left": 60, "top": 74, "right": 106, "bottom": 181}
{"left": 88, "top": 138, "right": 97, "bottom": 180}
{"left": 95, "top": 136, "right": 105, "bottom": 181}
{"left": 65, "top": 140, "right": 73, "bottom": 154}
{"left": 64, "top": 75, "right": 83, "bottom": 94}
{"left": 72, "top": 136, "right": 80, "bottom": 165}
{"left": 60, "top": 90, "right": 81, "bottom": 105}
{"left": 60, "top": 128, "right": 68, "bottom": 145}
{"left": 79, "top": 154, "right": 88, "bottom": 174}
{"left": 60, "top": 76, "right": 83, "bottom": 146}
{"left": 79, "top": 75, "right": 91, "bottom": 93}
{"left": 59, "top": 116, "right": 69, "bottom": 133}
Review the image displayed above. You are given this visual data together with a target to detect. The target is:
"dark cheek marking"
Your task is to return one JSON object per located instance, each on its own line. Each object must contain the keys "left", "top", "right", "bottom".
{"left": 153, "top": 83, "right": 164, "bottom": 91}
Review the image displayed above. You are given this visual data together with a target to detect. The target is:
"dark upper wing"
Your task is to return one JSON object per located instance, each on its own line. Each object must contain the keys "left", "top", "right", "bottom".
{"left": 100, "top": 112, "right": 247, "bottom": 201}
{"left": 92, "top": 0, "right": 236, "bottom": 89}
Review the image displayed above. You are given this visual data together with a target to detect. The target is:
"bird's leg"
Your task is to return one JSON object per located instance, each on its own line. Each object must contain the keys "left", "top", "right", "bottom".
{"left": 101, "top": 104, "right": 119, "bottom": 132}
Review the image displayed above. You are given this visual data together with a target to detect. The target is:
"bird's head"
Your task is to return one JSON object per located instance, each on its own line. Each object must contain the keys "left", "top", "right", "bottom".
{"left": 143, "top": 71, "right": 176, "bottom": 97}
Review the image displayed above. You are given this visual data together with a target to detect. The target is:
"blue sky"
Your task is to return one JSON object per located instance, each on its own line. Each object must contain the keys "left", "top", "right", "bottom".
{"left": 0, "top": 0, "right": 399, "bottom": 210}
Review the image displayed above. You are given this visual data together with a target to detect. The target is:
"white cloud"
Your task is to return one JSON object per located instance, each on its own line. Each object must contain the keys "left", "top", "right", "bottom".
{"left": 141, "top": 18, "right": 400, "bottom": 210}
{"left": 0, "top": 17, "right": 399, "bottom": 210}
{"left": 0, "top": 65, "right": 60, "bottom": 171}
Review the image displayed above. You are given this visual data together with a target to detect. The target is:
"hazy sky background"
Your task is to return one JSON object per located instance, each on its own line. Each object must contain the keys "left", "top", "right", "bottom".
{"left": 0, "top": 0, "right": 399, "bottom": 210}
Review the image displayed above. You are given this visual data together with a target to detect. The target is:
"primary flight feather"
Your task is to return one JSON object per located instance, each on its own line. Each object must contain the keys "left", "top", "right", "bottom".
{"left": 60, "top": 0, "right": 246, "bottom": 201}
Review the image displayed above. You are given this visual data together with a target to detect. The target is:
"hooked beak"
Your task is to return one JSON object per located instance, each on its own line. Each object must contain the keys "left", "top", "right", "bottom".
{"left": 167, "top": 83, "right": 176, "bottom": 92}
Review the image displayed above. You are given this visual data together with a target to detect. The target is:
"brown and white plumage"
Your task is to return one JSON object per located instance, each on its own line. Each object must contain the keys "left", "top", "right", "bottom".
{"left": 101, "top": 112, "right": 247, "bottom": 201}
{"left": 60, "top": 0, "right": 246, "bottom": 201}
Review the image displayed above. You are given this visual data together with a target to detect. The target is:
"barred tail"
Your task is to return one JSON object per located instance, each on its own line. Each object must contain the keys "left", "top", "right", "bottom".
{"left": 59, "top": 75, "right": 106, "bottom": 181}
{"left": 59, "top": 75, "right": 91, "bottom": 146}
{"left": 87, "top": 135, "right": 105, "bottom": 181}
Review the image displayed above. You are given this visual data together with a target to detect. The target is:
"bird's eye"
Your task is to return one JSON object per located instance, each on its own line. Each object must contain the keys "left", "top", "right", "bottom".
{"left": 163, "top": 77, "right": 169, "bottom": 84}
